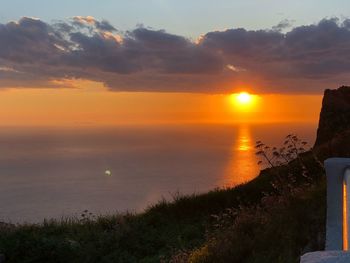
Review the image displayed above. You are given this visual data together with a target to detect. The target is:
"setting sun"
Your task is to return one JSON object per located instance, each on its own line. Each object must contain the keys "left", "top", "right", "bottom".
{"left": 236, "top": 92, "right": 252, "bottom": 104}
{"left": 229, "top": 91, "right": 258, "bottom": 112}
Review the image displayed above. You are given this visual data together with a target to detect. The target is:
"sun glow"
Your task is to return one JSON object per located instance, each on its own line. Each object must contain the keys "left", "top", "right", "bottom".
{"left": 229, "top": 91, "right": 258, "bottom": 112}
{"left": 236, "top": 92, "right": 252, "bottom": 104}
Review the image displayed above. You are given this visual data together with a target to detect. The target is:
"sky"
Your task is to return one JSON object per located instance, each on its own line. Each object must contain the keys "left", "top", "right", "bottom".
{"left": 0, "top": 0, "right": 347, "bottom": 125}
{"left": 1, "top": 0, "right": 350, "bottom": 38}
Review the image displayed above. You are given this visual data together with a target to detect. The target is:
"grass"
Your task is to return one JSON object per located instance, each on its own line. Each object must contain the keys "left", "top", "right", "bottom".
{"left": 0, "top": 151, "right": 326, "bottom": 263}
{"left": 184, "top": 179, "right": 326, "bottom": 263}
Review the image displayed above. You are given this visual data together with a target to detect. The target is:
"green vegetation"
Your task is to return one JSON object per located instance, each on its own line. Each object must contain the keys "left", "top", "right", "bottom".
{"left": 0, "top": 137, "right": 326, "bottom": 263}
{"left": 178, "top": 174, "right": 326, "bottom": 263}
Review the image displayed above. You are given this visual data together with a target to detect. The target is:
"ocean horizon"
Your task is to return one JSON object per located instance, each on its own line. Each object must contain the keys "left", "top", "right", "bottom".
{"left": 0, "top": 122, "right": 317, "bottom": 223}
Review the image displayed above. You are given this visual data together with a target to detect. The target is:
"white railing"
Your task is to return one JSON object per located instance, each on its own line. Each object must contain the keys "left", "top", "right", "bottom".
{"left": 324, "top": 158, "right": 350, "bottom": 251}
{"left": 300, "top": 159, "right": 350, "bottom": 262}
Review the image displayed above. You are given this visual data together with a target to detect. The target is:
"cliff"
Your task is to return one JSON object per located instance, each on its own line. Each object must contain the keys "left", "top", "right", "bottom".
{"left": 314, "top": 86, "right": 350, "bottom": 159}
{"left": 315, "top": 86, "right": 350, "bottom": 146}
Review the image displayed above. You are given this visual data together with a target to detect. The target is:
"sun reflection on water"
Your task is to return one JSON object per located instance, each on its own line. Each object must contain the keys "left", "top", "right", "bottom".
{"left": 238, "top": 132, "right": 251, "bottom": 151}
{"left": 222, "top": 125, "right": 260, "bottom": 187}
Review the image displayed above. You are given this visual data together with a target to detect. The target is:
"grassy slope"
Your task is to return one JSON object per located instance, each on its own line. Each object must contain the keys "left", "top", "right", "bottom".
{"left": 186, "top": 179, "right": 326, "bottom": 263}
{"left": 0, "top": 153, "right": 326, "bottom": 263}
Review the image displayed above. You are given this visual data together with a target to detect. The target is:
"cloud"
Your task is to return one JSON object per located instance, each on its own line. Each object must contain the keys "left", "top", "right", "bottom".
{"left": 226, "top": 64, "right": 246, "bottom": 72}
{"left": 0, "top": 16, "right": 350, "bottom": 93}
{"left": 272, "top": 19, "right": 294, "bottom": 32}
{"left": 72, "top": 16, "right": 116, "bottom": 32}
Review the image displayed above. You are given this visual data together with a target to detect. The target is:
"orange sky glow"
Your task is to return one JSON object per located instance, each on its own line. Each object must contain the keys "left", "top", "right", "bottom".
{"left": 0, "top": 80, "right": 322, "bottom": 127}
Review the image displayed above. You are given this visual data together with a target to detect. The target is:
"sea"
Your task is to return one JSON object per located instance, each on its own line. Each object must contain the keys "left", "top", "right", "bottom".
{"left": 0, "top": 122, "right": 317, "bottom": 223}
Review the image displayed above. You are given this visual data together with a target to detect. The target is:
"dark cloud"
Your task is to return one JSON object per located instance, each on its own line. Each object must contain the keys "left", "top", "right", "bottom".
{"left": 124, "top": 27, "right": 223, "bottom": 74}
{"left": 0, "top": 16, "right": 350, "bottom": 93}
{"left": 0, "top": 17, "right": 63, "bottom": 63}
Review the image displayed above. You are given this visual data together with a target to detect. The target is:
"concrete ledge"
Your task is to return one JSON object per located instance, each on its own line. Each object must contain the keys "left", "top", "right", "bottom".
{"left": 301, "top": 251, "right": 350, "bottom": 263}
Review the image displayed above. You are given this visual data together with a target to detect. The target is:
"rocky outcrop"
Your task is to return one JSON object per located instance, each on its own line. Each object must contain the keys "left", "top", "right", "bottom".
{"left": 314, "top": 86, "right": 350, "bottom": 160}
{"left": 315, "top": 86, "right": 350, "bottom": 147}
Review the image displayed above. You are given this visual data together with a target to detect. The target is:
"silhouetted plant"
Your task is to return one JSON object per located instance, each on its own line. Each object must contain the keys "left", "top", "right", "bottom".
{"left": 255, "top": 134, "right": 315, "bottom": 195}
{"left": 255, "top": 134, "right": 309, "bottom": 168}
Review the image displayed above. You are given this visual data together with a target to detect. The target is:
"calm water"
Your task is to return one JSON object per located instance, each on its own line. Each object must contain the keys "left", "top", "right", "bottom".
{"left": 0, "top": 123, "right": 317, "bottom": 223}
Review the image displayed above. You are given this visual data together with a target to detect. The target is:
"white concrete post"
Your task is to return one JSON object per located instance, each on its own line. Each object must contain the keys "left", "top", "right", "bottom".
{"left": 325, "top": 158, "right": 350, "bottom": 251}
{"left": 343, "top": 168, "right": 350, "bottom": 250}
{"left": 300, "top": 159, "right": 350, "bottom": 263}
